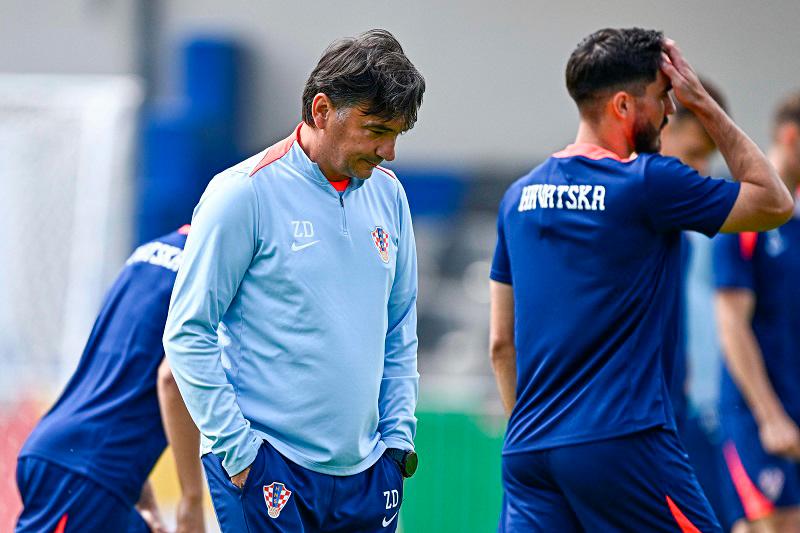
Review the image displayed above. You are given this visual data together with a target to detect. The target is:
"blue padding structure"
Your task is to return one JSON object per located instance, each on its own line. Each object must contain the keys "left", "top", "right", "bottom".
{"left": 137, "top": 37, "right": 242, "bottom": 244}
{"left": 392, "top": 168, "right": 467, "bottom": 219}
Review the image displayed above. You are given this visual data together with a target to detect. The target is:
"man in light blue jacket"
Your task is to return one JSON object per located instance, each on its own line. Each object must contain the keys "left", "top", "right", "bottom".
{"left": 163, "top": 29, "right": 425, "bottom": 532}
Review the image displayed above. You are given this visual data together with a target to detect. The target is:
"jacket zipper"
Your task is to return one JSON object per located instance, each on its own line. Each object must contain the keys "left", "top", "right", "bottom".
{"left": 339, "top": 193, "right": 348, "bottom": 235}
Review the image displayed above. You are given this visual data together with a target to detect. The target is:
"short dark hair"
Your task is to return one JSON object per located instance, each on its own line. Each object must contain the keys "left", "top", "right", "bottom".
{"left": 302, "top": 29, "right": 425, "bottom": 130}
{"left": 674, "top": 76, "right": 728, "bottom": 122}
{"left": 566, "top": 28, "right": 664, "bottom": 111}
{"left": 773, "top": 91, "right": 800, "bottom": 131}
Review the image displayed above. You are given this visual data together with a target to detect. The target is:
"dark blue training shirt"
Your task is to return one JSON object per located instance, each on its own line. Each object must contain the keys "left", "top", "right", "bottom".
{"left": 20, "top": 228, "right": 188, "bottom": 506}
{"left": 713, "top": 212, "right": 800, "bottom": 422}
{"left": 490, "top": 144, "right": 740, "bottom": 455}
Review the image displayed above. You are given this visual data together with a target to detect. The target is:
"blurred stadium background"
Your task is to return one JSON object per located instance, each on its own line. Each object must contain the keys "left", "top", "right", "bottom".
{"left": 2, "top": 1, "right": 800, "bottom": 530}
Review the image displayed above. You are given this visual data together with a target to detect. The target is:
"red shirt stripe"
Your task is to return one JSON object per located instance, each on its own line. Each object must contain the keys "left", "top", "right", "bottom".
{"left": 250, "top": 123, "right": 302, "bottom": 177}
{"left": 552, "top": 143, "right": 636, "bottom": 162}
{"left": 375, "top": 165, "right": 397, "bottom": 180}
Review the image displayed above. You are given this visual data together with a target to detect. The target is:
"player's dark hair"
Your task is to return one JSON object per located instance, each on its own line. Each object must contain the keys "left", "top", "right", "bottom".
{"left": 302, "top": 29, "right": 425, "bottom": 130}
{"left": 773, "top": 91, "right": 800, "bottom": 131}
{"left": 566, "top": 28, "right": 664, "bottom": 112}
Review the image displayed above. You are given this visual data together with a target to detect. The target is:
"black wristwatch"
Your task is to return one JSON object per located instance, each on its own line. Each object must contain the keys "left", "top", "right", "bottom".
{"left": 385, "top": 448, "right": 418, "bottom": 478}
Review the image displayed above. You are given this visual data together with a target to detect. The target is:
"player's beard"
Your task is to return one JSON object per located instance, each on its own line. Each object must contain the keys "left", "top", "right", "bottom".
{"left": 633, "top": 115, "right": 668, "bottom": 154}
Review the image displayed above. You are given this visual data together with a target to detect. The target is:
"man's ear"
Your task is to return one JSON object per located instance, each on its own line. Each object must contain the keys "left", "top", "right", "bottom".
{"left": 610, "top": 91, "right": 633, "bottom": 121}
{"left": 311, "top": 93, "right": 335, "bottom": 129}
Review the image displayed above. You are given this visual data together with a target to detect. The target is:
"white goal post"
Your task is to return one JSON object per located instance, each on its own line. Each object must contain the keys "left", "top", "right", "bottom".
{"left": 0, "top": 74, "right": 143, "bottom": 401}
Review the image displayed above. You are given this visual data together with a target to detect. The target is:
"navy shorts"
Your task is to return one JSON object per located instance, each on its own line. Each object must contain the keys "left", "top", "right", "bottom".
{"left": 678, "top": 411, "right": 729, "bottom": 530}
{"left": 500, "top": 428, "right": 721, "bottom": 532}
{"left": 203, "top": 440, "right": 405, "bottom": 532}
{"left": 719, "top": 411, "right": 800, "bottom": 524}
{"left": 15, "top": 456, "right": 149, "bottom": 533}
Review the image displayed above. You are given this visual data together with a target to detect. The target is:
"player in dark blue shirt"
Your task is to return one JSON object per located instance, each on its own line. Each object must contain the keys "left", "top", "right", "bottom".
{"left": 15, "top": 227, "right": 205, "bottom": 533}
{"left": 714, "top": 92, "right": 800, "bottom": 533}
{"left": 490, "top": 28, "right": 793, "bottom": 532}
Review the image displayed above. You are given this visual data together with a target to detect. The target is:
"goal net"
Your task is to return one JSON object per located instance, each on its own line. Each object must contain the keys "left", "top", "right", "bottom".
{"left": 0, "top": 74, "right": 142, "bottom": 526}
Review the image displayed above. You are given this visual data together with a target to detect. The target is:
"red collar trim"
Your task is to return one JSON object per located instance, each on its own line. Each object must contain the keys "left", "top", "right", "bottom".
{"left": 329, "top": 178, "right": 349, "bottom": 192}
{"left": 552, "top": 143, "right": 635, "bottom": 162}
{"left": 249, "top": 123, "right": 301, "bottom": 177}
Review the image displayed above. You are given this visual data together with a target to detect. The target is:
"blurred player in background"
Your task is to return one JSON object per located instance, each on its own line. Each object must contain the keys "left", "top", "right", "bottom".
{"left": 163, "top": 29, "right": 424, "bottom": 532}
{"left": 661, "top": 77, "right": 731, "bottom": 526}
{"left": 662, "top": 76, "right": 728, "bottom": 426}
{"left": 714, "top": 92, "right": 800, "bottom": 533}
{"left": 661, "top": 78, "right": 727, "bottom": 178}
{"left": 490, "top": 27, "right": 793, "bottom": 532}
{"left": 15, "top": 226, "right": 205, "bottom": 533}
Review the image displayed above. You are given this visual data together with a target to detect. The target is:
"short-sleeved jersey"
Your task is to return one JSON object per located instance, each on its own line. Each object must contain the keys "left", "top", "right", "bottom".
{"left": 20, "top": 229, "right": 188, "bottom": 506}
{"left": 713, "top": 213, "right": 800, "bottom": 420}
{"left": 490, "top": 144, "right": 740, "bottom": 455}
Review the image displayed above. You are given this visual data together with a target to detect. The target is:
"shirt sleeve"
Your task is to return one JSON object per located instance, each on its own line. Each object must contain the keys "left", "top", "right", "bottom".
{"left": 378, "top": 181, "right": 419, "bottom": 452}
{"left": 162, "top": 172, "right": 262, "bottom": 477}
{"left": 712, "top": 232, "right": 757, "bottom": 291}
{"left": 490, "top": 191, "right": 513, "bottom": 284}
{"left": 643, "top": 155, "right": 741, "bottom": 237}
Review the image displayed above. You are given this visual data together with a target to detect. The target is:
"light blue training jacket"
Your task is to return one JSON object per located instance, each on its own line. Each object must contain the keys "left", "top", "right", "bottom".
{"left": 163, "top": 124, "right": 419, "bottom": 477}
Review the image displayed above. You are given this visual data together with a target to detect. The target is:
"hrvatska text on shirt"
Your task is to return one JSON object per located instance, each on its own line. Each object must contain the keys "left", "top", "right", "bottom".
{"left": 517, "top": 184, "right": 606, "bottom": 212}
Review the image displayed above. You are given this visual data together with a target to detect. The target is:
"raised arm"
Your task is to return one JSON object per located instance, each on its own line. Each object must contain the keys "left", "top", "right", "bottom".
{"left": 157, "top": 359, "right": 206, "bottom": 533}
{"left": 661, "top": 39, "right": 793, "bottom": 232}
{"left": 489, "top": 280, "right": 516, "bottom": 417}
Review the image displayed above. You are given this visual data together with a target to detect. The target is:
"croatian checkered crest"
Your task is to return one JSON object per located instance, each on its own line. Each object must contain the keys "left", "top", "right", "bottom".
{"left": 263, "top": 482, "right": 292, "bottom": 519}
{"left": 371, "top": 226, "right": 390, "bottom": 263}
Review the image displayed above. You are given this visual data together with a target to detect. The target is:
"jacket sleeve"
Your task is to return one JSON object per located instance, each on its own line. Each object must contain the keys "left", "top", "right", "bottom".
{"left": 163, "top": 172, "right": 262, "bottom": 477}
{"left": 378, "top": 181, "right": 420, "bottom": 451}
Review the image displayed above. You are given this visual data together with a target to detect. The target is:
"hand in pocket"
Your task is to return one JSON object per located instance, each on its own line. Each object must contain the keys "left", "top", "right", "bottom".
{"left": 231, "top": 465, "right": 252, "bottom": 490}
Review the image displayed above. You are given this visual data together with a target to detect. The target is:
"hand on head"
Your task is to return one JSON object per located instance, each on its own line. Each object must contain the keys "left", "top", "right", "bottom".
{"left": 660, "top": 39, "right": 712, "bottom": 114}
